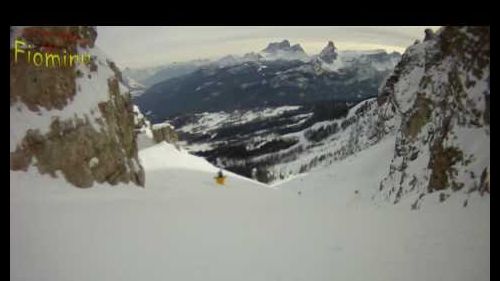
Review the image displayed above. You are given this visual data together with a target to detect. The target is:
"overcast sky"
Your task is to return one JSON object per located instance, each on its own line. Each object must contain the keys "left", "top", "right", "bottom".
{"left": 96, "top": 26, "right": 441, "bottom": 69}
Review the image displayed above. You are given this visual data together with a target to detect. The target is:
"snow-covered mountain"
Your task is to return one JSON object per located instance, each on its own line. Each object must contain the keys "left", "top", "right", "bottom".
{"left": 125, "top": 40, "right": 400, "bottom": 94}
{"left": 122, "top": 65, "right": 164, "bottom": 84}
{"left": 123, "top": 59, "right": 211, "bottom": 88}
{"left": 135, "top": 47, "right": 399, "bottom": 120}
{"left": 169, "top": 26, "right": 489, "bottom": 208}
{"left": 311, "top": 44, "right": 401, "bottom": 73}
{"left": 318, "top": 41, "right": 338, "bottom": 63}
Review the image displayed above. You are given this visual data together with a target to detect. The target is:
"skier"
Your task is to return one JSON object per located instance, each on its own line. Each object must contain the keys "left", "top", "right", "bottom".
{"left": 214, "top": 169, "right": 226, "bottom": 185}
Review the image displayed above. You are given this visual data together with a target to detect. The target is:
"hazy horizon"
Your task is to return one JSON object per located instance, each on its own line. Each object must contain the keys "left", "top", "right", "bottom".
{"left": 96, "top": 26, "right": 441, "bottom": 69}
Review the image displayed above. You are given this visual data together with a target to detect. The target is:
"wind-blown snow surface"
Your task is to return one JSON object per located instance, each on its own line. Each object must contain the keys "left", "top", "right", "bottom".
{"left": 11, "top": 140, "right": 489, "bottom": 281}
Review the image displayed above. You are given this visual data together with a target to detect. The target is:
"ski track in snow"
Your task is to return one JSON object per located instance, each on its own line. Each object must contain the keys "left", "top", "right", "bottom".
{"left": 10, "top": 140, "right": 490, "bottom": 281}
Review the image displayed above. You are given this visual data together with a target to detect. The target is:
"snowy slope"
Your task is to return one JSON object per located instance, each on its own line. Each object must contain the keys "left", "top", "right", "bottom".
{"left": 11, "top": 140, "right": 489, "bottom": 281}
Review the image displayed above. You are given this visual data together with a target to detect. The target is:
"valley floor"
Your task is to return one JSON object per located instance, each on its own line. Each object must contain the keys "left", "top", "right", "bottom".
{"left": 10, "top": 137, "right": 490, "bottom": 281}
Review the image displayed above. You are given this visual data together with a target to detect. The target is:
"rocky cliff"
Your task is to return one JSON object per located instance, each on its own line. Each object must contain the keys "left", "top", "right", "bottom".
{"left": 377, "top": 26, "right": 490, "bottom": 207}
{"left": 10, "top": 26, "right": 145, "bottom": 188}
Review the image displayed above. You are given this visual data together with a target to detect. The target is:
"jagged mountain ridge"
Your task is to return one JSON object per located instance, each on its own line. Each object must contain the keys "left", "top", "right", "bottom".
{"left": 134, "top": 43, "right": 400, "bottom": 122}
{"left": 125, "top": 40, "right": 400, "bottom": 93}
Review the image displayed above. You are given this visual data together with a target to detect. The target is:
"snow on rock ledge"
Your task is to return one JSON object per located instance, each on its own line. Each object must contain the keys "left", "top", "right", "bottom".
{"left": 376, "top": 26, "right": 490, "bottom": 207}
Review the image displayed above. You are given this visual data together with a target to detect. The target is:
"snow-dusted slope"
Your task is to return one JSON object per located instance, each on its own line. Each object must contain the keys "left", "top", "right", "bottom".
{"left": 195, "top": 97, "right": 397, "bottom": 184}
{"left": 11, "top": 139, "right": 489, "bottom": 281}
{"left": 176, "top": 105, "right": 302, "bottom": 135}
{"left": 266, "top": 98, "right": 394, "bottom": 179}
{"left": 140, "top": 142, "right": 216, "bottom": 172}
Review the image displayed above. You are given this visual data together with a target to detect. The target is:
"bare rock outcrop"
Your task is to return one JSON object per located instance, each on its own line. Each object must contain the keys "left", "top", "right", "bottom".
{"left": 10, "top": 26, "right": 145, "bottom": 188}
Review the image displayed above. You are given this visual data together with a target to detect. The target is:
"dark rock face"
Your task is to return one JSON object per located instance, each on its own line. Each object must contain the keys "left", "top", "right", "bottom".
{"left": 152, "top": 124, "right": 179, "bottom": 144}
{"left": 402, "top": 93, "right": 432, "bottom": 140}
{"left": 10, "top": 26, "right": 145, "bottom": 188}
{"left": 424, "top": 28, "right": 436, "bottom": 41}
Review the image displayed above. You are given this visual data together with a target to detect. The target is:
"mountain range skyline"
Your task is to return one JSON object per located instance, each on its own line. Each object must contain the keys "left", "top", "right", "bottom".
{"left": 96, "top": 26, "right": 440, "bottom": 68}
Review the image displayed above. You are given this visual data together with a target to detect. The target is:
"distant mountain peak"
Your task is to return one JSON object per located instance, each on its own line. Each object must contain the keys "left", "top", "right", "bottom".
{"left": 261, "top": 40, "right": 308, "bottom": 61}
{"left": 318, "top": 41, "right": 338, "bottom": 63}
{"left": 262, "top": 40, "right": 291, "bottom": 53}
{"left": 424, "top": 28, "right": 436, "bottom": 41}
